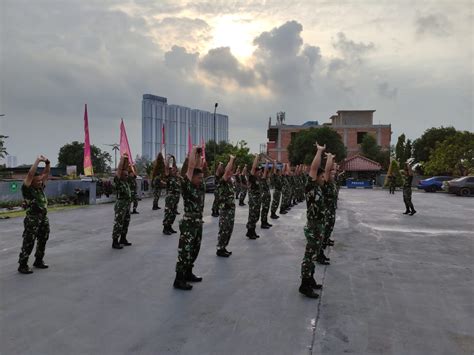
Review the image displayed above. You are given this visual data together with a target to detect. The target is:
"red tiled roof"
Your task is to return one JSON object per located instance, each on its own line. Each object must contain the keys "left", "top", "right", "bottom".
{"left": 342, "top": 155, "right": 381, "bottom": 172}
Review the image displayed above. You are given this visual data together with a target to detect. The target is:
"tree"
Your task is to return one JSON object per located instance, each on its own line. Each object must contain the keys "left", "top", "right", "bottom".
{"left": 405, "top": 139, "right": 413, "bottom": 161}
{"left": 287, "top": 127, "right": 346, "bottom": 165}
{"left": 384, "top": 160, "right": 403, "bottom": 187}
{"left": 423, "top": 131, "right": 474, "bottom": 176}
{"left": 0, "top": 135, "right": 8, "bottom": 159}
{"left": 360, "top": 134, "right": 390, "bottom": 170}
{"left": 395, "top": 134, "right": 407, "bottom": 165}
{"left": 413, "top": 126, "right": 457, "bottom": 163}
{"left": 57, "top": 141, "right": 112, "bottom": 175}
{"left": 134, "top": 155, "right": 153, "bottom": 176}
{"left": 205, "top": 140, "right": 234, "bottom": 167}
{"left": 210, "top": 140, "right": 254, "bottom": 173}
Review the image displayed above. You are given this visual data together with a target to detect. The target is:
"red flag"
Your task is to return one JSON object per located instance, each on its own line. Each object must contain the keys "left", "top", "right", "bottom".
{"left": 120, "top": 119, "right": 134, "bottom": 166}
{"left": 161, "top": 123, "right": 166, "bottom": 154}
{"left": 201, "top": 138, "right": 206, "bottom": 161}
{"left": 188, "top": 127, "right": 192, "bottom": 154}
{"left": 83, "top": 104, "right": 94, "bottom": 176}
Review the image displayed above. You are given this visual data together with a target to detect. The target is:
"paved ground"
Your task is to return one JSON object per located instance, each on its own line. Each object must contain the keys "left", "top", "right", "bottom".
{"left": 0, "top": 189, "right": 473, "bottom": 355}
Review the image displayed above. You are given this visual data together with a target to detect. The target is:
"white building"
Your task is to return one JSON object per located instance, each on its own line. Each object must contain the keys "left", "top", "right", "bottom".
{"left": 142, "top": 94, "right": 229, "bottom": 164}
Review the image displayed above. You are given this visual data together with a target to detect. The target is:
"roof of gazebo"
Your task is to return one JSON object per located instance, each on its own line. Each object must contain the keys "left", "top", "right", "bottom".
{"left": 342, "top": 155, "right": 382, "bottom": 172}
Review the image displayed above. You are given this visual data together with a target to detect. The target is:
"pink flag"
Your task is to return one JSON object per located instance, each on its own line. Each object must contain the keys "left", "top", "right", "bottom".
{"left": 188, "top": 127, "right": 192, "bottom": 154}
{"left": 201, "top": 138, "right": 206, "bottom": 161}
{"left": 161, "top": 123, "right": 166, "bottom": 154}
{"left": 120, "top": 119, "right": 134, "bottom": 166}
{"left": 83, "top": 104, "right": 94, "bottom": 176}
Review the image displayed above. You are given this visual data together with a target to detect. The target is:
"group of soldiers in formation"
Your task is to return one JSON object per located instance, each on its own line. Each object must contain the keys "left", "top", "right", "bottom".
{"left": 17, "top": 144, "right": 340, "bottom": 300}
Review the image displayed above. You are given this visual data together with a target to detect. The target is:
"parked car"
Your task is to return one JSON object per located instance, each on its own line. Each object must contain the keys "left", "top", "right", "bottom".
{"left": 205, "top": 175, "right": 236, "bottom": 193}
{"left": 443, "top": 176, "right": 474, "bottom": 196}
{"left": 417, "top": 176, "right": 453, "bottom": 192}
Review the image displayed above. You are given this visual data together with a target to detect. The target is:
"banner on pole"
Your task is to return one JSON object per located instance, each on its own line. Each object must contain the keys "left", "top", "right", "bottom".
{"left": 120, "top": 119, "right": 135, "bottom": 168}
{"left": 83, "top": 104, "right": 94, "bottom": 176}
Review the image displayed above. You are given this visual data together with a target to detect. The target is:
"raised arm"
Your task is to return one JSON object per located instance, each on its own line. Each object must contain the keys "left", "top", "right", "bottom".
{"left": 41, "top": 157, "right": 51, "bottom": 184}
{"left": 309, "top": 143, "right": 326, "bottom": 181}
{"left": 164, "top": 155, "right": 171, "bottom": 176}
{"left": 406, "top": 163, "right": 413, "bottom": 176}
{"left": 116, "top": 154, "right": 129, "bottom": 178}
{"left": 324, "top": 153, "right": 334, "bottom": 182}
{"left": 223, "top": 155, "right": 236, "bottom": 181}
{"left": 263, "top": 161, "right": 269, "bottom": 179}
{"left": 250, "top": 154, "right": 259, "bottom": 176}
{"left": 24, "top": 156, "right": 43, "bottom": 187}
{"left": 186, "top": 147, "right": 198, "bottom": 181}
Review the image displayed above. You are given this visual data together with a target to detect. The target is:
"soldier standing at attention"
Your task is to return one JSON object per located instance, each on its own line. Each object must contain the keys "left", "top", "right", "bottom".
{"left": 270, "top": 163, "right": 282, "bottom": 220}
{"left": 388, "top": 174, "right": 396, "bottom": 194}
{"left": 246, "top": 154, "right": 262, "bottom": 239}
{"left": 299, "top": 143, "right": 331, "bottom": 299}
{"left": 18, "top": 155, "right": 51, "bottom": 274}
{"left": 128, "top": 167, "right": 139, "bottom": 214}
{"left": 260, "top": 160, "right": 273, "bottom": 229}
{"left": 163, "top": 155, "right": 181, "bottom": 235}
{"left": 173, "top": 147, "right": 205, "bottom": 291}
{"left": 211, "top": 162, "right": 224, "bottom": 217}
{"left": 112, "top": 154, "right": 133, "bottom": 249}
{"left": 234, "top": 165, "right": 241, "bottom": 199}
{"left": 239, "top": 165, "right": 248, "bottom": 206}
{"left": 216, "top": 155, "right": 237, "bottom": 257}
{"left": 151, "top": 153, "right": 165, "bottom": 210}
{"left": 401, "top": 163, "right": 416, "bottom": 215}
{"left": 281, "top": 164, "right": 291, "bottom": 214}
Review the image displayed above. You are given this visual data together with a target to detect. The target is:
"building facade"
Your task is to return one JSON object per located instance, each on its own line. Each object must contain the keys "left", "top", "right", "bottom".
{"left": 267, "top": 110, "right": 391, "bottom": 163}
{"left": 142, "top": 94, "right": 229, "bottom": 164}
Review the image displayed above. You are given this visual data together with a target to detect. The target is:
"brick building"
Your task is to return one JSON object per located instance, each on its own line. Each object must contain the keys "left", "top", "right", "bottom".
{"left": 267, "top": 110, "right": 391, "bottom": 163}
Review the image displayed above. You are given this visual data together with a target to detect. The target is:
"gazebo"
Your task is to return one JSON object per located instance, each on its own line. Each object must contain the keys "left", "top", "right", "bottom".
{"left": 341, "top": 155, "right": 382, "bottom": 187}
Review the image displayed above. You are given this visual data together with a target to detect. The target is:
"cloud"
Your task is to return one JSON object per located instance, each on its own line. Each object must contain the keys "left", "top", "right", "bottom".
{"left": 415, "top": 13, "right": 452, "bottom": 37}
{"left": 164, "top": 46, "right": 199, "bottom": 73}
{"left": 332, "top": 32, "right": 375, "bottom": 61}
{"left": 377, "top": 82, "right": 398, "bottom": 100}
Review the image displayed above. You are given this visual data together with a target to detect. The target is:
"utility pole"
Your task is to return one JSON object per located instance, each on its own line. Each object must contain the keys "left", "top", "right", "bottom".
{"left": 213, "top": 102, "right": 218, "bottom": 174}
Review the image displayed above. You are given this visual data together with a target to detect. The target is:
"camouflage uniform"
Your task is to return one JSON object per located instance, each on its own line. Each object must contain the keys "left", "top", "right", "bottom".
{"left": 217, "top": 178, "right": 235, "bottom": 250}
{"left": 152, "top": 175, "right": 163, "bottom": 208}
{"left": 211, "top": 174, "right": 221, "bottom": 215}
{"left": 18, "top": 184, "right": 50, "bottom": 266}
{"left": 175, "top": 177, "right": 205, "bottom": 274}
{"left": 112, "top": 176, "right": 132, "bottom": 242}
{"left": 128, "top": 175, "right": 138, "bottom": 211}
{"left": 280, "top": 175, "right": 290, "bottom": 212}
{"left": 239, "top": 175, "right": 248, "bottom": 205}
{"left": 301, "top": 179, "right": 325, "bottom": 279}
{"left": 234, "top": 174, "right": 241, "bottom": 199}
{"left": 323, "top": 181, "right": 338, "bottom": 245}
{"left": 388, "top": 175, "right": 396, "bottom": 194}
{"left": 246, "top": 174, "right": 261, "bottom": 230}
{"left": 403, "top": 175, "right": 415, "bottom": 212}
{"left": 163, "top": 174, "right": 181, "bottom": 229}
{"left": 271, "top": 174, "right": 282, "bottom": 215}
{"left": 260, "top": 177, "right": 271, "bottom": 224}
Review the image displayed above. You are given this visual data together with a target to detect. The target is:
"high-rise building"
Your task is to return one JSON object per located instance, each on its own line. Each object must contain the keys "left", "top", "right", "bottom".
{"left": 6, "top": 155, "right": 18, "bottom": 168}
{"left": 142, "top": 94, "right": 229, "bottom": 164}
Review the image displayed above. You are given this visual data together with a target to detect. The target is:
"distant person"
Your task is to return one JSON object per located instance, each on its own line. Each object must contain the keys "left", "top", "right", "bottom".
{"left": 211, "top": 162, "right": 224, "bottom": 217}
{"left": 239, "top": 165, "right": 248, "bottom": 206}
{"left": 246, "top": 154, "right": 263, "bottom": 239}
{"left": 234, "top": 165, "right": 241, "bottom": 200}
{"left": 270, "top": 163, "right": 283, "bottom": 220}
{"left": 18, "top": 155, "right": 51, "bottom": 274}
{"left": 128, "top": 167, "right": 139, "bottom": 214}
{"left": 151, "top": 153, "right": 165, "bottom": 210}
{"left": 111, "top": 154, "right": 132, "bottom": 249}
{"left": 401, "top": 163, "right": 416, "bottom": 215}
{"left": 388, "top": 174, "right": 396, "bottom": 194}
{"left": 259, "top": 160, "right": 273, "bottom": 229}
{"left": 163, "top": 155, "right": 181, "bottom": 235}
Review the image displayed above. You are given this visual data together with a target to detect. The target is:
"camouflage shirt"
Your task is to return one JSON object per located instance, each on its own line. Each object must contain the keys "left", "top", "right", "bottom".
{"left": 323, "top": 181, "right": 338, "bottom": 211}
{"left": 260, "top": 177, "right": 270, "bottom": 194}
{"left": 152, "top": 175, "right": 163, "bottom": 189}
{"left": 248, "top": 174, "right": 260, "bottom": 195}
{"left": 115, "top": 176, "right": 131, "bottom": 202}
{"left": 166, "top": 174, "right": 181, "bottom": 195}
{"left": 272, "top": 175, "right": 282, "bottom": 190}
{"left": 305, "top": 179, "right": 325, "bottom": 228}
{"left": 22, "top": 183, "right": 48, "bottom": 215}
{"left": 181, "top": 176, "right": 204, "bottom": 220}
{"left": 403, "top": 175, "right": 413, "bottom": 189}
{"left": 128, "top": 176, "right": 137, "bottom": 196}
{"left": 218, "top": 178, "right": 235, "bottom": 208}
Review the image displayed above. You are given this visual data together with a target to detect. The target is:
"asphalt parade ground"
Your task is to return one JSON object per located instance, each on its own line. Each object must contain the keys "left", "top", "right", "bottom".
{"left": 1, "top": 189, "right": 473, "bottom": 355}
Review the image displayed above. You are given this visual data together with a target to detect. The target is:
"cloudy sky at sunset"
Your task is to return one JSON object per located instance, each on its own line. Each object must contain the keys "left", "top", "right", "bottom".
{"left": 0, "top": 0, "right": 472, "bottom": 165}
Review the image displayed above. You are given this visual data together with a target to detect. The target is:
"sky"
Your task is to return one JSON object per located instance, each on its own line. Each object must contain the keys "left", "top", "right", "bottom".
{"left": 0, "top": 0, "right": 473, "bottom": 166}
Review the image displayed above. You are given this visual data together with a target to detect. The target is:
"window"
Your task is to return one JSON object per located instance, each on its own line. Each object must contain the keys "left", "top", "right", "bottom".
{"left": 357, "top": 132, "right": 368, "bottom": 144}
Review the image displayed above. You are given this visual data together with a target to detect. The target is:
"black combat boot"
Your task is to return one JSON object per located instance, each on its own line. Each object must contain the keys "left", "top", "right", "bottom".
{"left": 270, "top": 212, "right": 280, "bottom": 219}
{"left": 131, "top": 209, "right": 139, "bottom": 214}
{"left": 18, "top": 263, "right": 33, "bottom": 274}
{"left": 310, "top": 272, "right": 323, "bottom": 290}
{"left": 327, "top": 239, "right": 335, "bottom": 246}
{"left": 317, "top": 251, "right": 330, "bottom": 265}
{"left": 239, "top": 202, "right": 245, "bottom": 206}
{"left": 33, "top": 259, "right": 49, "bottom": 269}
{"left": 163, "top": 226, "right": 173, "bottom": 235}
{"left": 319, "top": 250, "right": 330, "bottom": 261}
{"left": 211, "top": 210, "right": 219, "bottom": 217}
{"left": 409, "top": 209, "right": 417, "bottom": 216}
{"left": 403, "top": 209, "right": 410, "bottom": 215}
{"left": 299, "top": 278, "right": 319, "bottom": 299}
{"left": 170, "top": 227, "right": 177, "bottom": 234}
{"left": 119, "top": 237, "right": 132, "bottom": 246}
{"left": 216, "top": 248, "right": 231, "bottom": 257}
{"left": 246, "top": 228, "right": 258, "bottom": 239}
{"left": 112, "top": 239, "right": 123, "bottom": 249}
{"left": 173, "top": 272, "right": 193, "bottom": 290}
{"left": 185, "top": 269, "right": 203, "bottom": 282}
{"left": 279, "top": 210, "right": 287, "bottom": 215}
{"left": 261, "top": 221, "right": 271, "bottom": 229}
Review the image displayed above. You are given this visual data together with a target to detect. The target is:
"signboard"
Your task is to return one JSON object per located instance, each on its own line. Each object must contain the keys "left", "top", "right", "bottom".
{"left": 66, "top": 165, "right": 77, "bottom": 176}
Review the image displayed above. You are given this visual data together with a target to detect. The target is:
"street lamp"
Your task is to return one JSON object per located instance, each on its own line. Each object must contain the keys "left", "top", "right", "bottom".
{"left": 105, "top": 143, "right": 120, "bottom": 170}
{"left": 213, "top": 102, "right": 218, "bottom": 174}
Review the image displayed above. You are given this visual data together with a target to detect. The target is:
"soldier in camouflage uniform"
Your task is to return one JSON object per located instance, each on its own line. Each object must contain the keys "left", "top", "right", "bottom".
{"left": 18, "top": 155, "right": 51, "bottom": 274}
{"left": 163, "top": 155, "right": 181, "bottom": 235}
{"left": 239, "top": 165, "right": 248, "bottom": 206}
{"left": 401, "top": 163, "right": 416, "bottom": 215}
{"left": 211, "top": 162, "right": 224, "bottom": 217}
{"left": 246, "top": 154, "right": 262, "bottom": 239}
{"left": 234, "top": 166, "right": 241, "bottom": 199}
{"left": 174, "top": 147, "right": 206, "bottom": 291}
{"left": 280, "top": 164, "right": 290, "bottom": 214}
{"left": 270, "top": 165, "right": 282, "bottom": 219}
{"left": 216, "top": 155, "right": 237, "bottom": 257}
{"left": 111, "top": 154, "right": 133, "bottom": 249}
{"left": 128, "top": 167, "right": 139, "bottom": 214}
{"left": 259, "top": 161, "right": 273, "bottom": 229}
{"left": 151, "top": 153, "right": 165, "bottom": 210}
{"left": 299, "top": 144, "right": 334, "bottom": 299}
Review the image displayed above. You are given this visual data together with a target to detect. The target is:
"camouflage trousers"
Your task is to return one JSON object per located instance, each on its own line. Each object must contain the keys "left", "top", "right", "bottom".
{"left": 260, "top": 190, "right": 271, "bottom": 223}
{"left": 131, "top": 192, "right": 138, "bottom": 210}
{"left": 217, "top": 204, "right": 235, "bottom": 249}
{"left": 153, "top": 187, "right": 161, "bottom": 206}
{"left": 212, "top": 189, "right": 220, "bottom": 215}
{"left": 163, "top": 193, "right": 180, "bottom": 228}
{"left": 271, "top": 189, "right": 282, "bottom": 214}
{"left": 176, "top": 219, "right": 203, "bottom": 273}
{"left": 301, "top": 224, "right": 324, "bottom": 278}
{"left": 112, "top": 200, "right": 131, "bottom": 241}
{"left": 403, "top": 188, "right": 414, "bottom": 211}
{"left": 239, "top": 187, "right": 247, "bottom": 204}
{"left": 18, "top": 213, "right": 50, "bottom": 265}
{"left": 281, "top": 187, "right": 290, "bottom": 211}
{"left": 235, "top": 186, "right": 241, "bottom": 199}
{"left": 323, "top": 210, "right": 336, "bottom": 244}
{"left": 246, "top": 192, "right": 261, "bottom": 230}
